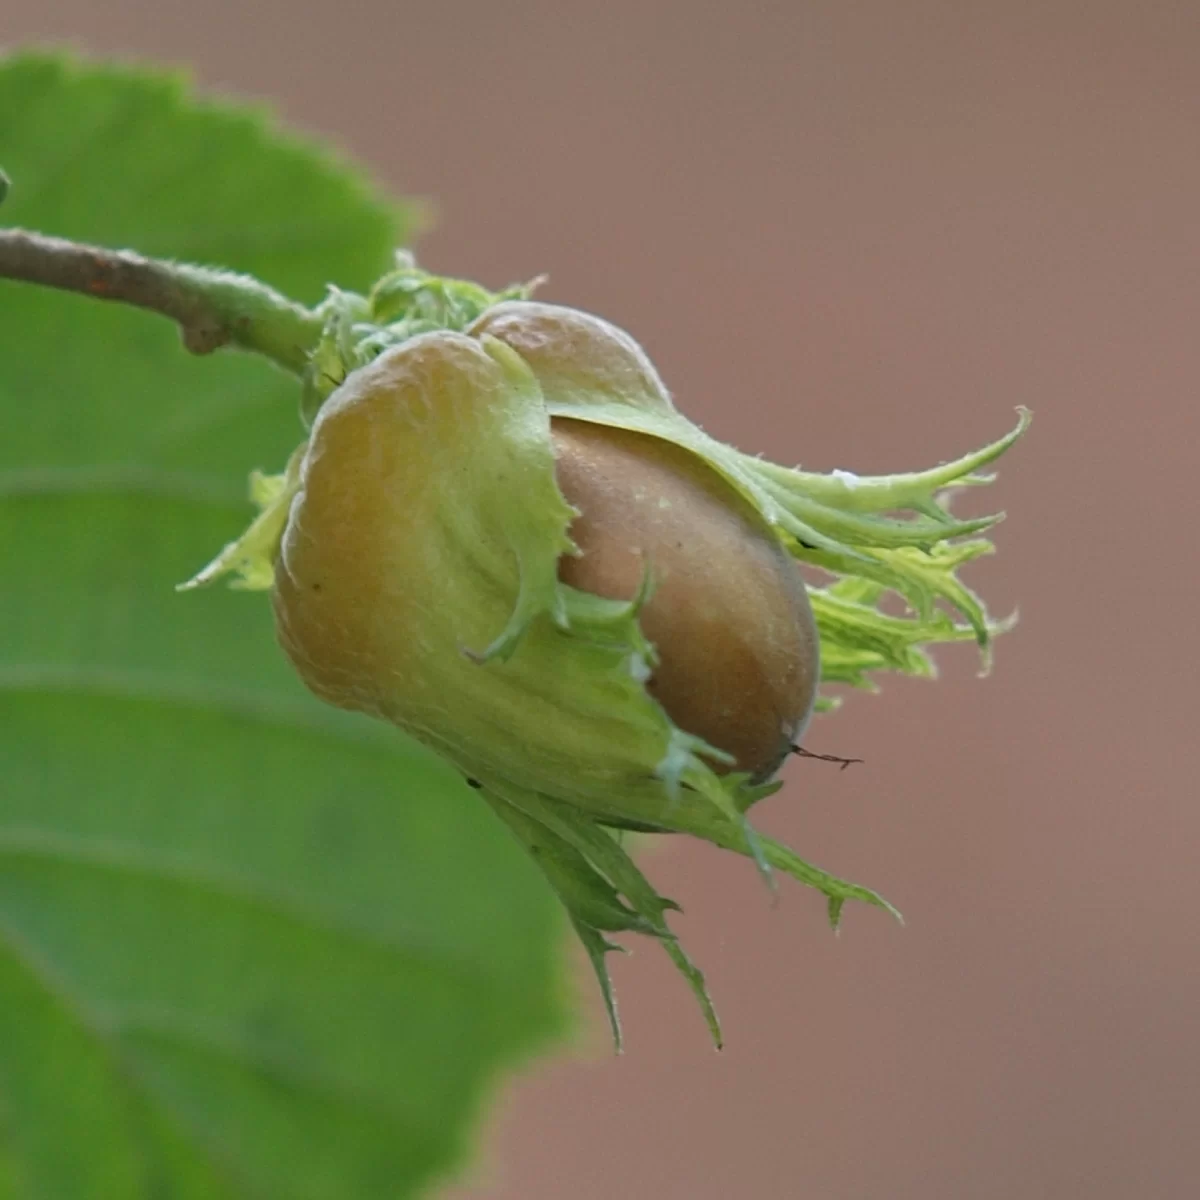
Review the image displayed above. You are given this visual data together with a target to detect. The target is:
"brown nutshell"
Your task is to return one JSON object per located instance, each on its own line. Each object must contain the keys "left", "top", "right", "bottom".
{"left": 551, "top": 416, "right": 819, "bottom": 781}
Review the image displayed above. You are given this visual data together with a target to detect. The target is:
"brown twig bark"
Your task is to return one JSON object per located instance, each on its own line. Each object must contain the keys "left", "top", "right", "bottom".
{"left": 0, "top": 226, "right": 321, "bottom": 374}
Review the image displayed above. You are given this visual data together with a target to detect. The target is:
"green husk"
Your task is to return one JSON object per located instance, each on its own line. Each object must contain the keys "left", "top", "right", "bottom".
{"left": 185, "top": 267, "right": 1028, "bottom": 1047}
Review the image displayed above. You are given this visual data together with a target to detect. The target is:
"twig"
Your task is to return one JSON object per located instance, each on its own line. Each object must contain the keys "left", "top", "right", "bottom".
{"left": 0, "top": 225, "right": 322, "bottom": 375}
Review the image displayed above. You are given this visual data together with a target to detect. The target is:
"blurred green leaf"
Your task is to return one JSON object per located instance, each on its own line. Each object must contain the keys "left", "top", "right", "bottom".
{"left": 0, "top": 52, "right": 565, "bottom": 1199}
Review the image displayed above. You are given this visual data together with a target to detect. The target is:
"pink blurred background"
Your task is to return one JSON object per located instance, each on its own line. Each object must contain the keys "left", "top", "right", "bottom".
{"left": 6, "top": 2, "right": 1197, "bottom": 1196}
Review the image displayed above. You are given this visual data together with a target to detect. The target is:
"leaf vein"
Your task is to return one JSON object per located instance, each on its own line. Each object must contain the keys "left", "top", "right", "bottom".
{"left": 0, "top": 465, "right": 245, "bottom": 508}
{"left": 0, "top": 828, "right": 491, "bottom": 990}
{"left": 0, "top": 912, "right": 264, "bottom": 1199}
{"left": 0, "top": 665, "right": 403, "bottom": 754}
{"left": 117, "top": 1016, "right": 452, "bottom": 1146}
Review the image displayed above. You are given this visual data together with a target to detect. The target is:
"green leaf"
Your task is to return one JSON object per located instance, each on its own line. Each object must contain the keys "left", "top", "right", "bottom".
{"left": 0, "top": 51, "right": 565, "bottom": 1199}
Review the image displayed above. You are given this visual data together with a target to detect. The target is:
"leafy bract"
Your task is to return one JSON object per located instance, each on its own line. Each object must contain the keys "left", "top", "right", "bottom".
{"left": 0, "top": 52, "right": 565, "bottom": 1200}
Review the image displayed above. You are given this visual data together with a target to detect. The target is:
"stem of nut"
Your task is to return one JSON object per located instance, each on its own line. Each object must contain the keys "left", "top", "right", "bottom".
{"left": 0, "top": 174, "right": 320, "bottom": 375}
